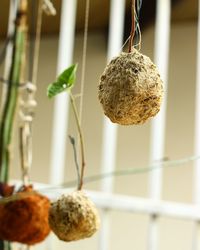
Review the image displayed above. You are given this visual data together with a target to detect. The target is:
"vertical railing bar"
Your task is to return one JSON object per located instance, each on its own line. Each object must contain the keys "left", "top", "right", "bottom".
{"left": 148, "top": 0, "right": 171, "bottom": 250}
{"left": 99, "top": 1, "right": 126, "bottom": 250}
{"left": 49, "top": 0, "right": 77, "bottom": 185}
{"left": 192, "top": 0, "right": 200, "bottom": 249}
{"left": 47, "top": 1, "right": 77, "bottom": 250}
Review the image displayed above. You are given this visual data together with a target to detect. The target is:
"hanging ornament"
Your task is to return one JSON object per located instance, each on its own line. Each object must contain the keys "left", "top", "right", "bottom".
{"left": 0, "top": 74, "right": 51, "bottom": 246}
{"left": 49, "top": 191, "right": 100, "bottom": 242}
{"left": 98, "top": 49, "right": 163, "bottom": 125}
{"left": 98, "top": 0, "right": 164, "bottom": 125}
{"left": 0, "top": 185, "right": 50, "bottom": 245}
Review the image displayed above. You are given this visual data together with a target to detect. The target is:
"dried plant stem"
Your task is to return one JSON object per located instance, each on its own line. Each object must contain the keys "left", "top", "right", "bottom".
{"left": 0, "top": 0, "right": 28, "bottom": 183}
{"left": 19, "top": 126, "right": 30, "bottom": 186}
{"left": 69, "top": 92, "right": 85, "bottom": 190}
{"left": 128, "top": 0, "right": 136, "bottom": 52}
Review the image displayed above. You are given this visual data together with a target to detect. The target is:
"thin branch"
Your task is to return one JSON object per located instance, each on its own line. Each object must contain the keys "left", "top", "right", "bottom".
{"left": 69, "top": 92, "right": 85, "bottom": 190}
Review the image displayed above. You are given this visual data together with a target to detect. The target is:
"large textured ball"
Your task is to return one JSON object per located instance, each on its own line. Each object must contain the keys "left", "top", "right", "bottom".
{"left": 98, "top": 49, "right": 164, "bottom": 125}
{"left": 49, "top": 191, "right": 100, "bottom": 242}
{"left": 0, "top": 185, "right": 51, "bottom": 245}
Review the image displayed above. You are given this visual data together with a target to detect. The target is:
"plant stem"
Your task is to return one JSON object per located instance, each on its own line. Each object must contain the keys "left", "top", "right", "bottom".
{"left": 69, "top": 92, "right": 85, "bottom": 190}
{"left": 0, "top": 2, "right": 27, "bottom": 249}
{"left": 128, "top": 0, "right": 136, "bottom": 53}
{"left": 0, "top": 0, "right": 27, "bottom": 183}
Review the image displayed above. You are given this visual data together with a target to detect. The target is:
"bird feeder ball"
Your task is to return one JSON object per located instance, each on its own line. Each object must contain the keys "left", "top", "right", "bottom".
{"left": 98, "top": 48, "right": 164, "bottom": 125}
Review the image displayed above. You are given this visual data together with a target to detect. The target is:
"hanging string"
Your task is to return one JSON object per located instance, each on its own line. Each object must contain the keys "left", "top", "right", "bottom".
{"left": 18, "top": 0, "right": 43, "bottom": 185}
{"left": 0, "top": 154, "right": 199, "bottom": 203}
{"left": 28, "top": 0, "right": 37, "bottom": 82}
{"left": 128, "top": 0, "right": 143, "bottom": 52}
{"left": 134, "top": 17, "right": 142, "bottom": 50}
{"left": 31, "top": 0, "right": 43, "bottom": 85}
{"left": 41, "top": 154, "right": 200, "bottom": 192}
{"left": 135, "top": 0, "right": 142, "bottom": 19}
{"left": 79, "top": 0, "right": 90, "bottom": 123}
{"left": 123, "top": 22, "right": 141, "bottom": 52}
{"left": 134, "top": 0, "right": 142, "bottom": 50}
{"left": 18, "top": 0, "right": 56, "bottom": 185}
{"left": 121, "top": 35, "right": 131, "bottom": 51}
{"left": 128, "top": 0, "right": 136, "bottom": 52}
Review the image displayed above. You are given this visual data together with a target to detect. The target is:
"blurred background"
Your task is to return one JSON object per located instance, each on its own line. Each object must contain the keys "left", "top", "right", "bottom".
{"left": 0, "top": 0, "right": 198, "bottom": 249}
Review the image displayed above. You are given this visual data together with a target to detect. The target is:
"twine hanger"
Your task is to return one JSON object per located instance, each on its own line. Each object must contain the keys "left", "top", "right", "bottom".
{"left": 19, "top": 0, "right": 56, "bottom": 185}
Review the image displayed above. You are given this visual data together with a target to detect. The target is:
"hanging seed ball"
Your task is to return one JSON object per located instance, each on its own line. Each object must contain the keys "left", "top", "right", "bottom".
{"left": 0, "top": 185, "right": 51, "bottom": 245}
{"left": 49, "top": 191, "right": 100, "bottom": 242}
{"left": 98, "top": 48, "right": 164, "bottom": 125}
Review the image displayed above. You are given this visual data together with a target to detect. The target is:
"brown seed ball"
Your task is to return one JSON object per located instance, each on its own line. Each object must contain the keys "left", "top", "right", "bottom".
{"left": 49, "top": 191, "right": 100, "bottom": 242}
{"left": 98, "top": 49, "right": 164, "bottom": 125}
{"left": 0, "top": 185, "right": 51, "bottom": 245}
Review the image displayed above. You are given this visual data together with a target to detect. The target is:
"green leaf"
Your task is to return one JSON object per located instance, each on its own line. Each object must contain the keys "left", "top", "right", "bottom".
{"left": 47, "top": 64, "right": 77, "bottom": 98}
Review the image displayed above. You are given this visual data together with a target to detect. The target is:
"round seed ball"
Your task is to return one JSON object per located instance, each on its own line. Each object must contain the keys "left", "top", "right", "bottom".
{"left": 0, "top": 185, "right": 51, "bottom": 245}
{"left": 49, "top": 191, "right": 100, "bottom": 242}
{"left": 98, "top": 49, "right": 164, "bottom": 125}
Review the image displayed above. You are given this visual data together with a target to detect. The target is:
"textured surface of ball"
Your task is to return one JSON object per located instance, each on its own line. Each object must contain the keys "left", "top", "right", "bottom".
{"left": 98, "top": 49, "right": 164, "bottom": 125}
{"left": 49, "top": 191, "right": 100, "bottom": 242}
{"left": 0, "top": 185, "right": 51, "bottom": 245}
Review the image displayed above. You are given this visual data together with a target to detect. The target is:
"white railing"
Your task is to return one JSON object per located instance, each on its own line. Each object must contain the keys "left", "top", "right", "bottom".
{"left": 99, "top": 1, "right": 125, "bottom": 250}
{"left": 49, "top": 0, "right": 77, "bottom": 185}
{"left": 193, "top": 0, "right": 200, "bottom": 249}
{"left": 148, "top": 0, "right": 171, "bottom": 249}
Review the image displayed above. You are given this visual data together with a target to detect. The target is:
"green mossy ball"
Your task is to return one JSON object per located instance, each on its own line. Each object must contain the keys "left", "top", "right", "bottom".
{"left": 49, "top": 191, "right": 100, "bottom": 242}
{"left": 98, "top": 49, "right": 164, "bottom": 125}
